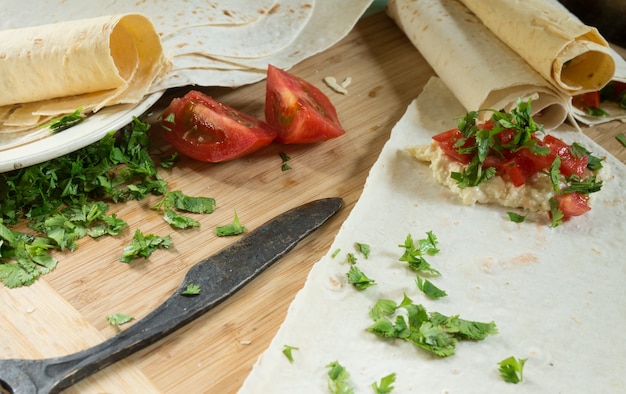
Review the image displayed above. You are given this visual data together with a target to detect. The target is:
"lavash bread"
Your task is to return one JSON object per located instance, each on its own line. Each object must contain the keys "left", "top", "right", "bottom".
{"left": 458, "top": 0, "right": 615, "bottom": 95}
{"left": 0, "top": 14, "right": 165, "bottom": 129}
{"left": 387, "top": 0, "right": 570, "bottom": 129}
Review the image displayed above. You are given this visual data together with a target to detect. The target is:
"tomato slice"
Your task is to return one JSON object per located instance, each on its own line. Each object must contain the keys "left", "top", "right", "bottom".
{"left": 265, "top": 64, "right": 345, "bottom": 144}
{"left": 161, "top": 91, "right": 277, "bottom": 162}
{"left": 555, "top": 192, "right": 591, "bottom": 220}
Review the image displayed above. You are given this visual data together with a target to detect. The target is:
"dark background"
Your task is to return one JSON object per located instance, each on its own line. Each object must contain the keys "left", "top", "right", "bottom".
{"left": 558, "top": 0, "right": 625, "bottom": 47}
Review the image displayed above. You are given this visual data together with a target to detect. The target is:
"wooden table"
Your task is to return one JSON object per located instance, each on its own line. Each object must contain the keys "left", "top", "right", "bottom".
{"left": 2, "top": 11, "right": 625, "bottom": 394}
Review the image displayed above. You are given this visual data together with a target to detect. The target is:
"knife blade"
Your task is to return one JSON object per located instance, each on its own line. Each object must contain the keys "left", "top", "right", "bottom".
{"left": 0, "top": 197, "right": 343, "bottom": 394}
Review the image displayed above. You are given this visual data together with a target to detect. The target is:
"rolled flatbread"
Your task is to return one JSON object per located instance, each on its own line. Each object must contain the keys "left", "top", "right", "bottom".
{"left": 387, "top": 0, "right": 570, "bottom": 129}
{"left": 458, "top": 0, "right": 615, "bottom": 95}
{"left": 0, "top": 13, "right": 165, "bottom": 128}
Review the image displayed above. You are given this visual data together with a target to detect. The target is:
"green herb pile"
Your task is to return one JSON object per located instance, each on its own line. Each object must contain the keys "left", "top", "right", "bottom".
{"left": 0, "top": 118, "right": 213, "bottom": 288}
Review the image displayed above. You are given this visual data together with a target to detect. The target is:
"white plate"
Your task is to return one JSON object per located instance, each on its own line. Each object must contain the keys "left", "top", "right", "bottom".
{"left": 0, "top": 91, "right": 163, "bottom": 173}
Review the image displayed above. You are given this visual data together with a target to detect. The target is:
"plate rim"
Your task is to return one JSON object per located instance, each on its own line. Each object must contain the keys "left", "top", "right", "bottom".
{"left": 0, "top": 91, "right": 164, "bottom": 173}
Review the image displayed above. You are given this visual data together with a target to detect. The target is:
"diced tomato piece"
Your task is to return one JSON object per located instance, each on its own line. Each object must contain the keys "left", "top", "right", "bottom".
{"left": 573, "top": 91, "right": 601, "bottom": 109}
{"left": 502, "top": 160, "right": 526, "bottom": 187}
{"left": 496, "top": 128, "right": 517, "bottom": 146}
{"left": 555, "top": 192, "right": 591, "bottom": 220}
{"left": 264, "top": 64, "right": 345, "bottom": 144}
{"left": 543, "top": 134, "right": 588, "bottom": 177}
{"left": 477, "top": 120, "right": 494, "bottom": 130}
{"left": 516, "top": 146, "right": 555, "bottom": 173}
{"left": 161, "top": 90, "right": 277, "bottom": 162}
{"left": 501, "top": 156, "right": 535, "bottom": 187}
{"left": 432, "top": 128, "right": 474, "bottom": 164}
{"left": 482, "top": 155, "right": 506, "bottom": 176}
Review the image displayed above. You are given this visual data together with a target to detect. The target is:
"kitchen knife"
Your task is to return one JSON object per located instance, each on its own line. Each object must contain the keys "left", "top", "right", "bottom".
{"left": 0, "top": 197, "right": 343, "bottom": 394}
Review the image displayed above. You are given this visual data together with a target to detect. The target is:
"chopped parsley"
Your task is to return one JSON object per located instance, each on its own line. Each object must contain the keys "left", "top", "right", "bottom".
{"left": 354, "top": 242, "right": 371, "bottom": 259}
{"left": 498, "top": 356, "right": 527, "bottom": 384}
{"left": 346, "top": 252, "right": 358, "bottom": 265}
{"left": 372, "top": 373, "right": 396, "bottom": 394}
{"left": 549, "top": 197, "right": 565, "bottom": 228}
{"left": 367, "top": 294, "right": 497, "bottom": 357}
{"left": 617, "top": 133, "right": 626, "bottom": 148}
{"left": 181, "top": 283, "right": 201, "bottom": 296}
{"left": 153, "top": 190, "right": 216, "bottom": 229}
{"left": 282, "top": 344, "right": 299, "bottom": 363}
{"left": 46, "top": 107, "right": 85, "bottom": 133}
{"left": 106, "top": 312, "right": 134, "bottom": 326}
{"left": 346, "top": 265, "right": 376, "bottom": 290}
{"left": 326, "top": 361, "right": 354, "bottom": 394}
{"left": 398, "top": 232, "right": 440, "bottom": 276}
{"left": 416, "top": 276, "right": 447, "bottom": 299}
{"left": 506, "top": 211, "right": 527, "bottom": 223}
{"left": 119, "top": 229, "right": 172, "bottom": 263}
{"left": 279, "top": 152, "right": 292, "bottom": 171}
{"left": 215, "top": 211, "right": 246, "bottom": 237}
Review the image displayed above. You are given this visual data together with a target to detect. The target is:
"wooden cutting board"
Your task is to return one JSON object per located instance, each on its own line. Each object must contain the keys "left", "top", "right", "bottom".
{"left": 2, "top": 11, "right": 625, "bottom": 394}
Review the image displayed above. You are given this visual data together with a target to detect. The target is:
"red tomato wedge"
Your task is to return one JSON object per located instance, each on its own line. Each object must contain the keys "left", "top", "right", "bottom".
{"left": 161, "top": 90, "right": 277, "bottom": 163}
{"left": 265, "top": 64, "right": 346, "bottom": 144}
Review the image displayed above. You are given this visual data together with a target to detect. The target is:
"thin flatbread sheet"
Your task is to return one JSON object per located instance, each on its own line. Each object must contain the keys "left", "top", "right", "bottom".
{"left": 162, "top": 0, "right": 314, "bottom": 59}
{"left": 387, "top": 0, "right": 570, "bottom": 130}
{"left": 150, "top": 0, "right": 375, "bottom": 91}
{"left": 458, "top": 0, "right": 615, "bottom": 95}
{"left": 0, "top": 0, "right": 278, "bottom": 35}
{"left": 240, "top": 77, "right": 626, "bottom": 393}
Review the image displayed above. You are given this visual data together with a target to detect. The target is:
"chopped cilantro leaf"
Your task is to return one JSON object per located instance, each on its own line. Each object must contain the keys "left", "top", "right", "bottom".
{"left": 282, "top": 344, "right": 299, "bottom": 363}
{"left": 119, "top": 229, "right": 172, "bottom": 263}
{"left": 160, "top": 152, "right": 179, "bottom": 169}
{"left": 46, "top": 107, "right": 84, "bottom": 133}
{"left": 346, "top": 252, "right": 358, "bottom": 265}
{"left": 562, "top": 175, "right": 603, "bottom": 195}
{"left": 346, "top": 265, "right": 376, "bottom": 290}
{"left": 548, "top": 157, "right": 562, "bottom": 191}
{"left": 372, "top": 373, "right": 396, "bottom": 394}
{"left": 416, "top": 276, "right": 447, "bottom": 298}
{"left": 280, "top": 152, "right": 292, "bottom": 171}
{"left": 398, "top": 232, "right": 440, "bottom": 276}
{"left": 498, "top": 356, "right": 527, "bottom": 384}
{"left": 326, "top": 361, "right": 354, "bottom": 394}
{"left": 106, "top": 312, "right": 134, "bottom": 326}
{"left": 506, "top": 211, "right": 527, "bottom": 223}
{"left": 215, "top": 211, "right": 246, "bottom": 237}
{"left": 181, "top": 283, "right": 201, "bottom": 296}
{"left": 549, "top": 197, "right": 564, "bottom": 228}
{"left": 617, "top": 133, "right": 626, "bottom": 148}
{"left": 163, "top": 209, "right": 200, "bottom": 229}
{"left": 355, "top": 242, "right": 371, "bottom": 259}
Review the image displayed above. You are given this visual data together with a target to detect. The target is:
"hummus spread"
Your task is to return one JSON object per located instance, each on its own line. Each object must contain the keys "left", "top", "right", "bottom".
{"left": 409, "top": 142, "right": 606, "bottom": 214}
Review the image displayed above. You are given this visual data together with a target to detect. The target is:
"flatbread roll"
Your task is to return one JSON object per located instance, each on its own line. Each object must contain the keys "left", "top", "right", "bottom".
{"left": 387, "top": 0, "right": 570, "bottom": 129}
{"left": 0, "top": 13, "right": 166, "bottom": 128}
{"left": 458, "top": 0, "right": 615, "bottom": 95}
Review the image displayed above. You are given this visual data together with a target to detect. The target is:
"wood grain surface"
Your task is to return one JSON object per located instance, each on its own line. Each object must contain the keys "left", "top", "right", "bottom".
{"left": 1, "top": 11, "right": 625, "bottom": 394}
